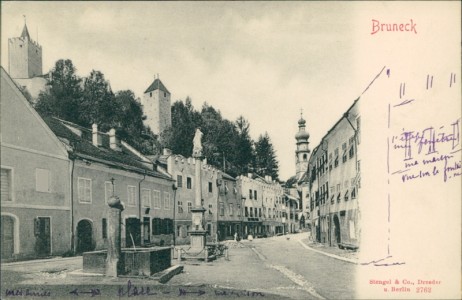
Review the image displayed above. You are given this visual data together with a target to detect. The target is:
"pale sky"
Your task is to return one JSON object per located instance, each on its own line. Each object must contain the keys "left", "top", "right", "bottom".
{"left": 4, "top": 1, "right": 452, "bottom": 180}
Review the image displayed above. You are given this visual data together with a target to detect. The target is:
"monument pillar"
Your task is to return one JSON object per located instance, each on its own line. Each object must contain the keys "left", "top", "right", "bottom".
{"left": 106, "top": 196, "right": 124, "bottom": 277}
{"left": 188, "top": 128, "right": 207, "bottom": 253}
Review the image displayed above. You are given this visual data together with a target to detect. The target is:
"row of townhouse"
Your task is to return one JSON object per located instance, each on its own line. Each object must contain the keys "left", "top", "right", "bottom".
{"left": 307, "top": 99, "right": 361, "bottom": 249}
{"left": 157, "top": 151, "right": 241, "bottom": 244}
{"left": 239, "top": 174, "right": 287, "bottom": 238}
{"left": 158, "top": 154, "right": 289, "bottom": 243}
{"left": 1, "top": 67, "right": 175, "bottom": 260}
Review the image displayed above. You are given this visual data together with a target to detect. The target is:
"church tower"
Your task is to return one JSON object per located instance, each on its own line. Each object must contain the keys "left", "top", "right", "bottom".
{"left": 8, "top": 21, "right": 42, "bottom": 79}
{"left": 295, "top": 111, "right": 310, "bottom": 179}
{"left": 142, "top": 76, "right": 171, "bottom": 135}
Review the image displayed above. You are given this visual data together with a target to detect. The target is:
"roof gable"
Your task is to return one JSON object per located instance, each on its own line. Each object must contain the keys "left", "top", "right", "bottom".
{"left": 144, "top": 79, "right": 170, "bottom": 94}
{"left": 0, "top": 67, "right": 68, "bottom": 159}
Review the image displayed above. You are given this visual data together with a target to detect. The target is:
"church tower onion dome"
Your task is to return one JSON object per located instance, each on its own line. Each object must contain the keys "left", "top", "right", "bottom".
{"left": 295, "top": 117, "right": 310, "bottom": 140}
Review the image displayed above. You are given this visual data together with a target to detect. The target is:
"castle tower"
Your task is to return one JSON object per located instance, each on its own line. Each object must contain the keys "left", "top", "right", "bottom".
{"left": 142, "top": 76, "right": 171, "bottom": 135}
{"left": 8, "top": 21, "right": 42, "bottom": 79}
{"left": 295, "top": 111, "right": 310, "bottom": 179}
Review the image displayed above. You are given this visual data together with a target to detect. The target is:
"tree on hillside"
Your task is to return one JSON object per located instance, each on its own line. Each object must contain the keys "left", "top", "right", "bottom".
{"left": 79, "top": 70, "right": 116, "bottom": 130}
{"left": 35, "top": 59, "right": 83, "bottom": 123}
{"left": 254, "top": 132, "right": 279, "bottom": 180}
{"left": 234, "top": 116, "right": 254, "bottom": 175}
{"left": 160, "top": 97, "right": 199, "bottom": 157}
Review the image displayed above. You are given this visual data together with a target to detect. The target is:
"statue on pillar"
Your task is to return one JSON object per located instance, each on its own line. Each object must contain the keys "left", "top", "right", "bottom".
{"left": 193, "top": 128, "right": 203, "bottom": 158}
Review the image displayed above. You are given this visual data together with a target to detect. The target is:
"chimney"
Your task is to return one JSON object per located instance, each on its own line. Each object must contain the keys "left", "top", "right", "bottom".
{"left": 92, "top": 123, "right": 102, "bottom": 147}
{"left": 109, "top": 128, "right": 121, "bottom": 151}
{"left": 247, "top": 173, "right": 252, "bottom": 178}
{"left": 163, "top": 148, "right": 172, "bottom": 155}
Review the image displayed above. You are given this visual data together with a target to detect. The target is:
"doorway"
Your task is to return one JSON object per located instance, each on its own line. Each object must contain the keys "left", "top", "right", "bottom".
{"left": 77, "top": 219, "right": 94, "bottom": 254}
{"left": 1, "top": 215, "right": 15, "bottom": 259}
{"left": 35, "top": 217, "right": 51, "bottom": 257}
{"left": 125, "top": 218, "right": 141, "bottom": 247}
{"left": 333, "top": 215, "right": 341, "bottom": 244}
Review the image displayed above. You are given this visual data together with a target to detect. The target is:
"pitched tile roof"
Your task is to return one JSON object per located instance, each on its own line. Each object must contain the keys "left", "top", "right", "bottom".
{"left": 144, "top": 78, "right": 170, "bottom": 94}
{"left": 43, "top": 117, "right": 172, "bottom": 180}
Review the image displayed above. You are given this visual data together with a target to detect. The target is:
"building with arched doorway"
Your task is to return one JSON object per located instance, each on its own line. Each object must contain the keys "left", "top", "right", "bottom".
{"left": 308, "top": 99, "right": 360, "bottom": 249}
{"left": 1, "top": 67, "right": 71, "bottom": 260}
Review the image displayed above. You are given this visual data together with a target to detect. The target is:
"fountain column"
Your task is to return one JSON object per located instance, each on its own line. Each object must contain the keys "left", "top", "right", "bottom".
{"left": 106, "top": 196, "right": 124, "bottom": 277}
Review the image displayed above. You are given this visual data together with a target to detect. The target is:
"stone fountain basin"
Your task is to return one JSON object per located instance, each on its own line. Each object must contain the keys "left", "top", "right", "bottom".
{"left": 82, "top": 246, "right": 172, "bottom": 276}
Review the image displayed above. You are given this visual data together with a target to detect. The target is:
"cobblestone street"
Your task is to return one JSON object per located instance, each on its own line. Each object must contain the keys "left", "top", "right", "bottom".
{"left": 1, "top": 233, "right": 357, "bottom": 299}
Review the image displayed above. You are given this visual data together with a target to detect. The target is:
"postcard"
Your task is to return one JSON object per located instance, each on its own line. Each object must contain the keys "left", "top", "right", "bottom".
{"left": 1, "top": 1, "right": 460, "bottom": 299}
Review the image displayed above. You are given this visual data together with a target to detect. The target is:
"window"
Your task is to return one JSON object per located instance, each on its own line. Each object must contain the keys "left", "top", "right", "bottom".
{"left": 334, "top": 148, "right": 339, "bottom": 167}
{"left": 105, "top": 182, "right": 113, "bottom": 204}
{"left": 102, "top": 218, "right": 107, "bottom": 239}
{"left": 78, "top": 178, "right": 92, "bottom": 203}
{"left": 164, "top": 219, "right": 174, "bottom": 235}
{"left": 164, "top": 192, "right": 171, "bottom": 209}
{"left": 177, "top": 226, "right": 182, "bottom": 237}
{"left": 254, "top": 208, "right": 257, "bottom": 218}
{"left": 351, "top": 187, "right": 357, "bottom": 199}
{"left": 36, "top": 168, "right": 50, "bottom": 192}
{"left": 237, "top": 204, "right": 241, "bottom": 216}
{"left": 233, "top": 183, "right": 237, "bottom": 194}
{"left": 219, "top": 203, "right": 224, "bottom": 216}
{"left": 349, "top": 136, "right": 355, "bottom": 158}
{"left": 1, "top": 168, "right": 13, "bottom": 201}
{"left": 342, "top": 143, "right": 348, "bottom": 163}
{"left": 224, "top": 182, "right": 229, "bottom": 194}
{"left": 164, "top": 92, "right": 167, "bottom": 97}
{"left": 127, "top": 186, "right": 136, "bottom": 206}
{"left": 142, "top": 189, "right": 151, "bottom": 207}
{"left": 178, "top": 201, "right": 183, "bottom": 213}
{"left": 259, "top": 208, "right": 262, "bottom": 217}
{"left": 152, "top": 218, "right": 161, "bottom": 235}
{"left": 254, "top": 190, "right": 257, "bottom": 200}
{"left": 249, "top": 189, "right": 253, "bottom": 199}
{"left": 187, "top": 202, "right": 192, "bottom": 213}
{"left": 150, "top": 92, "right": 152, "bottom": 97}
{"left": 336, "top": 184, "right": 341, "bottom": 192}
{"left": 245, "top": 206, "right": 249, "bottom": 217}
{"left": 356, "top": 117, "right": 361, "bottom": 144}
{"left": 208, "top": 182, "right": 213, "bottom": 193}
{"left": 186, "top": 177, "right": 192, "bottom": 189}
{"left": 152, "top": 190, "right": 160, "bottom": 208}
{"left": 303, "top": 153, "right": 307, "bottom": 161}
{"left": 208, "top": 204, "right": 213, "bottom": 214}
{"left": 229, "top": 204, "right": 233, "bottom": 216}
{"left": 177, "top": 175, "right": 183, "bottom": 188}
{"left": 143, "top": 217, "right": 150, "bottom": 242}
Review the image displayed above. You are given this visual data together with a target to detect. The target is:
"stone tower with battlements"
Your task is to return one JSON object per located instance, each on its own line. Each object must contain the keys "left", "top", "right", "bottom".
{"left": 8, "top": 22, "right": 42, "bottom": 79}
{"left": 142, "top": 77, "right": 171, "bottom": 136}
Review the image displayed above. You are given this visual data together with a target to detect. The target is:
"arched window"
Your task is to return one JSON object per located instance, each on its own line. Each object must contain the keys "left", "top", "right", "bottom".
{"left": 303, "top": 154, "right": 307, "bottom": 161}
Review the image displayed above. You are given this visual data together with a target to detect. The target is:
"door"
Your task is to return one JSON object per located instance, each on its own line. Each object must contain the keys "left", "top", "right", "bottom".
{"left": 35, "top": 217, "right": 51, "bottom": 257}
{"left": 143, "top": 217, "right": 150, "bottom": 244}
{"left": 125, "top": 218, "right": 141, "bottom": 247}
{"left": 77, "top": 219, "right": 94, "bottom": 254}
{"left": 333, "top": 215, "right": 341, "bottom": 244}
{"left": 1, "top": 216, "right": 15, "bottom": 259}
